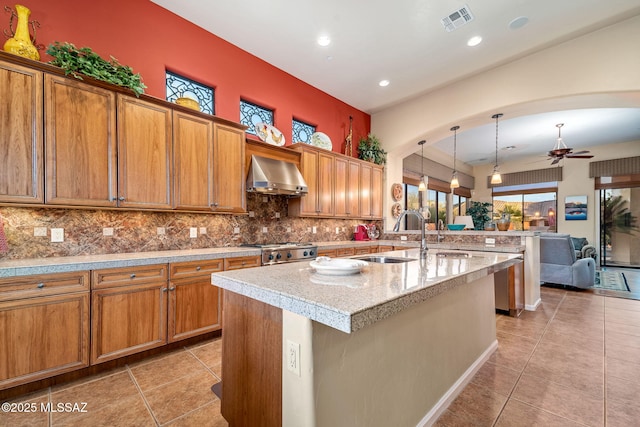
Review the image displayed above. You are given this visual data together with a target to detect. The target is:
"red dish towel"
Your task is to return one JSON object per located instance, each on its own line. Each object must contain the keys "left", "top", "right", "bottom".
{"left": 0, "top": 213, "right": 8, "bottom": 254}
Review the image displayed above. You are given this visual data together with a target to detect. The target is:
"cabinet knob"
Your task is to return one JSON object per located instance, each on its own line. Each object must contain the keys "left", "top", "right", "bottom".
{"left": 210, "top": 202, "right": 219, "bottom": 209}
{"left": 162, "top": 287, "right": 168, "bottom": 292}
{"left": 119, "top": 197, "right": 125, "bottom": 201}
{"left": 196, "top": 266, "right": 201, "bottom": 271}
{"left": 37, "top": 283, "right": 45, "bottom": 289}
{"left": 130, "top": 273, "right": 136, "bottom": 279}
{"left": 169, "top": 286, "right": 176, "bottom": 291}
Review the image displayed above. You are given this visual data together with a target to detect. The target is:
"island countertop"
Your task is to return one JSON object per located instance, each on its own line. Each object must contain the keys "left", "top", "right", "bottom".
{"left": 211, "top": 248, "right": 522, "bottom": 333}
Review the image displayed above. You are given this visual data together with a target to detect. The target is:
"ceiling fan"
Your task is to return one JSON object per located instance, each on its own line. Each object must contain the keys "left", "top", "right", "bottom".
{"left": 547, "top": 123, "right": 594, "bottom": 165}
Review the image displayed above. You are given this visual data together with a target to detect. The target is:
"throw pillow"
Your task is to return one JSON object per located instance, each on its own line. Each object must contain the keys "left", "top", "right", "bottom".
{"left": 571, "top": 237, "right": 587, "bottom": 250}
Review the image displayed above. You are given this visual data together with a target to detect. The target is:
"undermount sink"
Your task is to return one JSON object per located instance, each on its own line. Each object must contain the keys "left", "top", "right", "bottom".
{"left": 436, "top": 252, "right": 470, "bottom": 258}
{"left": 354, "top": 256, "right": 416, "bottom": 264}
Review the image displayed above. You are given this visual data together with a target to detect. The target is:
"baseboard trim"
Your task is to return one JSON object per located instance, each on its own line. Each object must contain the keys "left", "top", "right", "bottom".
{"left": 416, "top": 339, "right": 499, "bottom": 426}
{"left": 525, "top": 297, "right": 541, "bottom": 311}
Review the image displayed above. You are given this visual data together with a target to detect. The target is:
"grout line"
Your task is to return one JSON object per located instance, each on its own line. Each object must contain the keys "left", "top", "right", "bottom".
{"left": 125, "top": 364, "right": 161, "bottom": 426}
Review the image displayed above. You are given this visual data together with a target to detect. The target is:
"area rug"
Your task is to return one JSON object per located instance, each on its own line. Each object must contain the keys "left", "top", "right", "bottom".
{"left": 593, "top": 271, "right": 629, "bottom": 291}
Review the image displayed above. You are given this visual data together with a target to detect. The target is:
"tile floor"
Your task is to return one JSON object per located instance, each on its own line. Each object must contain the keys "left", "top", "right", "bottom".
{"left": 2, "top": 269, "right": 639, "bottom": 427}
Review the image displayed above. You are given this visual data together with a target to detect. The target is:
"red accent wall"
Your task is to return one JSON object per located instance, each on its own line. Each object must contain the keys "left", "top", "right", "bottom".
{"left": 21, "top": 0, "right": 370, "bottom": 153}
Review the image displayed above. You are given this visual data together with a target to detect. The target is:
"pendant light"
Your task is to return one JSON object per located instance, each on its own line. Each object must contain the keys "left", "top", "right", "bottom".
{"left": 417, "top": 140, "right": 427, "bottom": 192}
{"left": 490, "top": 113, "right": 503, "bottom": 185}
{"left": 450, "top": 126, "right": 460, "bottom": 189}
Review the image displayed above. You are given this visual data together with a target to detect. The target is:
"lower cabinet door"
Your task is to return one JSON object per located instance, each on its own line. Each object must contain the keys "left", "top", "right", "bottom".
{"left": 91, "top": 282, "right": 167, "bottom": 364}
{"left": 0, "top": 292, "right": 90, "bottom": 390}
{"left": 168, "top": 277, "right": 221, "bottom": 343}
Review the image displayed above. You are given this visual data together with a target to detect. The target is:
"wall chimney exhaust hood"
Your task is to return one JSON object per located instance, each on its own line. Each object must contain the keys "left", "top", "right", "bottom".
{"left": 246, "top": 155, "right": 308, "bottom": 196}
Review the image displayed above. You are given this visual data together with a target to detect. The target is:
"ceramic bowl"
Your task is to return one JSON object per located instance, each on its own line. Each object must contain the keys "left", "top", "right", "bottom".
{"left": 175, "top": 97, "right": 200, "bottom": 111}
{"left": 447, "top": 224, "right": 466, "bottom": 231}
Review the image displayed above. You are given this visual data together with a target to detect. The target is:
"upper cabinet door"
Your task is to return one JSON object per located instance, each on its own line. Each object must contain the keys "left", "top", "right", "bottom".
{"left": 316, "top": 151, "right": 334, "bottom": 216}
{"left": 173, "top": 111, "right": 214, "bottom": 210}
{"left": 212, "top": 123, "right": 246, "bottom": 213}
{"left": 0, "top": 60, "right": 43, "bottom": 203}
{"left": 117, "top": 95, "right": 173, "bottom": 210}
{"left": 44, "top": 75, "right": 117, "bottom": 206}
{"left": 370, "top": 166, "right": 383, "bottom": 219}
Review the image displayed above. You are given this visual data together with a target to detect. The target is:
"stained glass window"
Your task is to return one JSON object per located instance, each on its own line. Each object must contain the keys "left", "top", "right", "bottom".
{"left": 292, "top": 118, "right": 316, "bottom": 143}
{"left": 240, "top": 100, "right": 273, "bottom": 136}
{"left": 166, "top": 71, "right": 214, "bottom": 115}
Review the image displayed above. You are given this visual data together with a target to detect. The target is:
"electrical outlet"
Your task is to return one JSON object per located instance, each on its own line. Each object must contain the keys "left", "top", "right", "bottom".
{"left": 286, "top": 340, "right": 301, "bottom": 377}
{"left": 233, "top": 227, "right": 240, "bottom": 234}
{"left": 190, "top": 227, "right": 198, "bottom": 238}
{"left": 199, "top": 227, "right": 207, "bottom": 235}
{"left": 262, "top": 196, "right": 268, "bottom": 203}
{"left": 262, "top": 227, "right": 268, "bottom": 233}
{"left": 400, "top": 235, "right": 408, "bottom": 241}
{"left": 34, "top": 227, "right": 47, "bottom": 237}
{"left": 50, "top": 228, "right": 64, "bottom": 242}
{"left": 286, "top": 227, "right": 292, "bottom": 233}
{"left": 275, "top": 212, "right": 280, "bottom": 218}
{"left": 335, "top": 227, "right": 340, "bottom": 234}
{"left": 103, "top": 227, "right": 114, "bottom": 236}
{"left": 312, "top": 226, "right": 317, "bottom": 234}
{"left": 249, "top": 211, "right": 255, "bottom": 218}
{"left": 157, "top": 227, "right": 166, "bottom": 235}
{"left": 485, "top": 238, "right": 496, "bottom": 245}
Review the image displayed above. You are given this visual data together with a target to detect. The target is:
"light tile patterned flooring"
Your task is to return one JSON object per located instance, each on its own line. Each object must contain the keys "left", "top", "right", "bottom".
{"left": 2, "top": 269, "right": 639, "bottom": 426}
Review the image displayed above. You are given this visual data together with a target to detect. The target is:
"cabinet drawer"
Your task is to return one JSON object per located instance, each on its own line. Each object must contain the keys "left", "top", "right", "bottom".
{"left": 169, "top": 259, "right": 224, "bottom": 279}
{"left": 92, "top": 264, "right": 168, "bottom": 289}
{"left": 317, "top": 249, "right": 337, "bottom": 257}
{"left": 336, "top": 247, "right": 355, "bottom": 257}
{"left": 0, "top": 271, "right": 89, "bottom": 302}
{"left": 377, "top": 245, "right": 394, "bottom": 253}
{"left": 224, "top": 256, "right": 261, "bottom": 271}
{"left": 354, "top": 246, "right": 374, "bottom": 255}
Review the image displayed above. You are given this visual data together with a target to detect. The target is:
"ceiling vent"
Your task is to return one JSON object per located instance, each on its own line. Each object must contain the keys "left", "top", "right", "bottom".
{"left": 441, "top": 5, "right": 474, "bottom": 32}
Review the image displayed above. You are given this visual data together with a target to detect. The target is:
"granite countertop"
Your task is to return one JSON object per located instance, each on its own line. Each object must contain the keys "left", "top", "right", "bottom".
{"left": 212, "top": 248, "right": 522, "bottom": 334}
{"left": 0, "top": 247, "right": 261, "bottom": 278}
{"left": 315, "top": 240, "right": 525, "bottom": 253}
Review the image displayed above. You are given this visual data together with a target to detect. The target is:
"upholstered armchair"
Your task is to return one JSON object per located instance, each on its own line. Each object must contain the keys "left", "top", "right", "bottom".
{"left": 540, "top": 233, "right": 596, "bottom": 289}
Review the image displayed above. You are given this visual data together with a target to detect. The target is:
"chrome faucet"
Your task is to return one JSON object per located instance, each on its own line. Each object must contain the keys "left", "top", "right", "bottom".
{"left": 437, "top": 219, "right": 445, "bottom": 243}
{"left": 393, "top": 209, "right": 428, "bottom": 259}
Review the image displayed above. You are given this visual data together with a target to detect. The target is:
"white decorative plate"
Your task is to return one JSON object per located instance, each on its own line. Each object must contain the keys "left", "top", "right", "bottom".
{"left": 254, "top": 123, "right": 285, "bottom": 146}
{"left": 309, "top": 132, "right": 332, "bottom": 150}
{"left": 309, "top": 257, "right": 368, "bottom": 276}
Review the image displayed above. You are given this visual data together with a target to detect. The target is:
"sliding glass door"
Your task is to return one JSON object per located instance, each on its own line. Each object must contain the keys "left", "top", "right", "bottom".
{"left": 600, "top": 187, "right": 640, "bottom": 268}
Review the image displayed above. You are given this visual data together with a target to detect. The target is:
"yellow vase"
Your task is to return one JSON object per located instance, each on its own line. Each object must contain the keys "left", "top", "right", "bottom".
{"left": 3, "top": 4, "right": 40, "bottom": 61}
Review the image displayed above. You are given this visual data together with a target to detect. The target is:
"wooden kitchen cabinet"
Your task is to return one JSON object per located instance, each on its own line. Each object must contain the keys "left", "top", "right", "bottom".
{"left": 288, "top": 144, "right": 334, "bottom": 216}
{"left": 117, "top": 95, "right": 173, "bottom": 210}
{"left": 0, "top": 272, "right": 90, "bottom": 390}
{"left": 212, "top": 122, "right": 246, "bottom": 213}
{"left": 173, "top": 111, "right": 215, "bottom": 210}
{"left": 91, "top": 264, "right": 169, "bottom": 364}
{"left": 44, "top": 74, "right": 117, "bottom": 207}
{"left": 360, "top": 162, "right": 384, "bottom": 219}
{"left": 168, "top": 259, "right": 224, "bottom": 342}
{"left": 317, "top": 248, "right": 338, "bottom": 257}
{"left": 0, "top": 59, "right": 43, "bottom": 204}
{"left": 334, "top": 157, "right": 360, "bottom": 218}
{"left": 224, "top": 255, "right": 261, "bottom": 271}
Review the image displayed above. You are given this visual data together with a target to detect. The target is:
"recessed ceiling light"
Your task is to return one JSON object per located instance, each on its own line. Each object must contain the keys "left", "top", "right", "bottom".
{"left": 509, "top": 16, "right": 529, "bottom": 30}
{"left": 378, "top": 80, "right": 390, "bottom": 87}
{"left": 501, "top": 145, "right": 516, "bottom": 151}
{"left": 467, "top": 36, "right": 482, "bottom": 47}
{"left": 317, "top": 35, "right": 331, "bottom": 47}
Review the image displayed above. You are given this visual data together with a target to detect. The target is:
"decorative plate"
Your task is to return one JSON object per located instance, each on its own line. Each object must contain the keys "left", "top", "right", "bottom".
{"left": 391, "top": 202, "right": 402, "bottom": 218}
{"left": 391, "top": 183, "right": 403, "bottom": 201}
{"left": 309, "top": 132, "right": 332, "bottom": 150}
{"left": 309, "top": 257, "right": 368, "bottom": 276}
{"left": 255, "top": 123, "right": 285, "bottom": 146}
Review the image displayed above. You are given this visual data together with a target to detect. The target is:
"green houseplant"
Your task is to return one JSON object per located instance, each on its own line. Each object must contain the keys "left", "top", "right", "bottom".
{"left": 357, "top": 133, "right": 387, "bottom": 165}
{"left": 46, "top": 42, "right": 147, "bottom": 97}
{"left": 467, "top": 201, "right": 493, "bottom": 230}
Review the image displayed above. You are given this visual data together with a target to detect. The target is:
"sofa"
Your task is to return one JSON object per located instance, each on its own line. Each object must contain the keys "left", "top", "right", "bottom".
{"left": 540, "top": 233, "right": 596, "bottom": 289}
{"left": 571, "top": 237, "right": 597, "bottom": 260}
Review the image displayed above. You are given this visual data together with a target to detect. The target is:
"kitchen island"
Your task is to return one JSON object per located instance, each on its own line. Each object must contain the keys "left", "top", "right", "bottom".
{"left": 211, "top": 248, "right": 522, "bottom": 427}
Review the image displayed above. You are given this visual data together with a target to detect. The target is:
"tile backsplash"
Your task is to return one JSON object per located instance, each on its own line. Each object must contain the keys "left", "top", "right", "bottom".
{"left": 0, "top": 194, "right": 380, "bottom": 260}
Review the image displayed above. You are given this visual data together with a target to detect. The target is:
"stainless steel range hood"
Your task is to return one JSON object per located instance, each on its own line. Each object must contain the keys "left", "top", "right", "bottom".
{"left": 246, "top": 155, "right": 308, "bottom": 196}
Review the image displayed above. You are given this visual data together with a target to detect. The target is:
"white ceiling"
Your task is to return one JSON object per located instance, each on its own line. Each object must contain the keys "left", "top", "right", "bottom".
{"left": 152, "top": 0, "right": 640, "bottom": 164}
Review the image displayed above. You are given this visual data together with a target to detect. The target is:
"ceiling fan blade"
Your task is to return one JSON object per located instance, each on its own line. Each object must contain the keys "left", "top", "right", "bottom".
{"left": 566, "top": 154, "right": 594, "bottom": 159}
{"left": 551, "top": 157, "right": 561, "bottom": 165}
{"left": 570, "top": 150, "right": 591, "bottom": 155}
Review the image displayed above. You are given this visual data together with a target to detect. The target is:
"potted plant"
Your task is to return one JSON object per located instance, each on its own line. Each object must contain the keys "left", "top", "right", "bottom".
{"left": 46, "top": 42, "right": 147, "bottom": 97}
{"left": 467, "top": 201, "right": 492, "bottom": 230}
{"left": 357, "top": 133, "right": 387, "bottom": 165}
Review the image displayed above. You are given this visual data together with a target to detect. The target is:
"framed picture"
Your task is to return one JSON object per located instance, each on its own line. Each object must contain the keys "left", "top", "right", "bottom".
{"left": 565, "top": 195, "right": 587, "bottom": 220}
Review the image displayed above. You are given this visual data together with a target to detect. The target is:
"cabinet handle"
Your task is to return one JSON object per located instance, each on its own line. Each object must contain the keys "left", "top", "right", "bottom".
{"left": 119, "top": 196, "right": 125, "bottom": 201}
{"left": 37, "top": 283, "right": 45, "bottom": 289}
{"left": 130, "top": 273, "right": 136, "bottom": 279}
{"left": 162, "top": 287, "right": 168, "bottom": 292}
{"left": 169, "top": 286, "right": 176, "bottom": 291}
{"left": 210, "top": 202, "right": 219, "bottom": 209}
{"left": 196, "top": 266, "right": 201, "bottom": 271}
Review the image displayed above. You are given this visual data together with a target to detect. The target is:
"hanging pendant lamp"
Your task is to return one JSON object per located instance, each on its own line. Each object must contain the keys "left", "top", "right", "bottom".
{"left": 490, "top": 113, "right": 503, "bottom": 185}
{"left": 450, "top": 126, "right": 460, "bottom": 189}
{"left": 417, "top": 140, "right": 427, "bottom": 192}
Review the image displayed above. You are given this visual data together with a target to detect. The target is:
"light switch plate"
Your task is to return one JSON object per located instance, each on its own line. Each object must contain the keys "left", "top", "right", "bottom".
{"left": 50, "top": 228, "right": 64, "bottom": 242}
{"left": 233, "top": 227, "right": 240, "bottom": 234}
{"left": 34, "top": 227, "right": 47, "bottom": 237}
{"left": 189, "top": 227, "right": 198, "bottom": 238}
{"left": 199, "top": 227, "right": 207, "bottom": 235}
{"left": 103, "top": 227, "right": 114, "bottom": 236}
{"left": 157, "top": 227, "right": 166, "bottom": 235}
